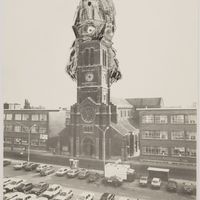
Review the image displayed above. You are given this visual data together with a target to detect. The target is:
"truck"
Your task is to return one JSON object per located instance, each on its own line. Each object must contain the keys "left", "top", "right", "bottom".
{"left": 103, "top": 163, "right": 136, "bottom": 186}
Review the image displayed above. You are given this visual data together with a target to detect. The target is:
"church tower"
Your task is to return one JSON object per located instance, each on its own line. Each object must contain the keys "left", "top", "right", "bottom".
{"left": 66, "top": 0, "right": 121, "bottom": 159}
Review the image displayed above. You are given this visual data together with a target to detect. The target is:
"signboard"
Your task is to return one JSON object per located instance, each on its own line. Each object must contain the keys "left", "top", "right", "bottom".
{"left": 40, "top": 134, "right": 48, "bottom": 140}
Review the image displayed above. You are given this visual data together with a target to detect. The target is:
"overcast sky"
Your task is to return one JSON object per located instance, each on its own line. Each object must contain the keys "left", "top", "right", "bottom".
{"left": 3, "top": 0, "right": 198, "bottom": 109}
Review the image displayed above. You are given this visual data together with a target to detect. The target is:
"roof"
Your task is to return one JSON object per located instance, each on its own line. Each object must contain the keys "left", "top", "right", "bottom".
{"left": 147, "top": 167, "right": 170, "bottom": 172}
{"left": 111, "top": 97, "right": 133, "bottom": 108}
{"left": 126, "top": 98, "right": 163, "bottom": 108}
{"left": 137, "top": 107, "right": 197, "bottom": 111}
{"left": 110, "top": 120, "right": 138, "bottom": 136}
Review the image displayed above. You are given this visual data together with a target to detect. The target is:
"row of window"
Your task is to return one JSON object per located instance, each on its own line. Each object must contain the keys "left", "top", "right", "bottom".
{"left": 142, "top": 114, "right": 196, "bottom": 124}
{"left": 120, "top": 109, "right": 132, "bottom": 118}
{"left": 142, "top": 146, "right": 196, "bottom": 157}
{"left": 4, "top": 137, "right": 47, "bottom": 147}
{"left": 142, "top": 131, "right": 196, "bottom": 140}
{"left": 4, "top": 114, "right": 48, "bottom": 121}
{"left": 4, "top": 125, "right": 47, "bottom": 134}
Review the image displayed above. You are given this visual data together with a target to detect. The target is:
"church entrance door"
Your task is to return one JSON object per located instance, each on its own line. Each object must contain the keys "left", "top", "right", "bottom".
{"left": 82, "top": 137, "right": 95, "bottom": 157}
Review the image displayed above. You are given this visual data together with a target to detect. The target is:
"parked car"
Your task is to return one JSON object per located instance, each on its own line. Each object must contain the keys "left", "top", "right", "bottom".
{"left": 4, "top": 160, "right": 11, "bottom": 167}
{"left": 105, "top": 176, "right": 123, "bottom": 187}
{"left": 13, "top": 162, "right": 28, "bottom": 170}
{"left": 118, "top": 197, "right": 132, "bottom": 200}
{"left": 24, "top": 163, "right": 39, "bottom": 171}
{"left": 36, "top": 164, "right": 48, "bottom": 172}
{"left": 13, "top": 193, "right": 37, "bottom": 200}
{"left": 14, "top": 182, "right": 33, "bottom": 193}
{"left": 139, "top": 176, "right": 148, "bottom": 187}
{"left": 40, "top": 166, "right": 55, "bottom": 176}
{"left": 29, "top": 182, "right": 49, "bottom": 196}
{"left": 4, "top": 178, "right": 25, "bottom": 192}
{"left": 67, "top": 169, "right": 80, "bottom": 178}
{"left": 151, "top": 178, "right": 161, "bottom": 189}
{"left": 4, "top": 177, "right": 14, "bottom": 187}
{"left": 42, "top": 184, "right": 62, "bottom": 199}
{"left": 78, "top": 169, "right": 90, "bottom": 179}
{"left": 166, "top": 180, "right": 178, "bottom": 192}
{"left": 77, "top": 192, "right": 94, "bottom": 200}
{"left": 4, "top": 192, "right": 23, "bottom": 200}
{"left": 100, "top": 193, "right": 115, "bottom": 200}
{"left": 182, "top": 182, "right": 194, "bottom": 194}
{"left": 87, "top": 173, "right": 100, "bottom": 183}
{"left": 56, "top": 168, "right": 69, "bottom": 177}
{"left": 53, "top": 188, "right": 73, "bottom": 200}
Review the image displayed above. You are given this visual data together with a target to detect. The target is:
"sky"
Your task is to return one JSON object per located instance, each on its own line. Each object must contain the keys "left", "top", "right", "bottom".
{"left": 3, "top": 0, "right": 198, "bottom": 109}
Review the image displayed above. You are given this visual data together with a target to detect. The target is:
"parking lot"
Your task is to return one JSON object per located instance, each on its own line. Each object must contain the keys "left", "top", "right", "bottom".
{"left": 4, "top": 159, "right": 196, "bottom": 200}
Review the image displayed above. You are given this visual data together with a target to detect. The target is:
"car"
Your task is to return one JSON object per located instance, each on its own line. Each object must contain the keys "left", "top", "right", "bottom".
{"left": 4, "top": 177, "right": 14, "bottom": 187}
{"left": 77, "top": 192, "right": 94, "bottom": 200}
{"left": 56, "top": 168, "right": 69, "bottom": 177}
{"left": 40, "top": 166, "right": 55, "bottom": 176}
{"left": 31, "top": 198, "right": 48, "bottom": 200}
{"left": 14, "top": 182, "right": 33, "bottom": 193}
{"left": 166, "top": 180, "right": 178, "bottom": 192}
{"left": 87, "top": 173, "right": 100, "bottom": 183}
{"left": 118, "top": 197, "right": 132, "bottom": 200}
{"left": 4, "top": 178, "right": 25, "bottom": 192}
{"left": 182, "top": 182, "right": 194, "bottom": 194}
{"left": 42, "top": 184, "right": 62, "bottom": 199}
{"left": 105, "top": 176, "right": 123, "bottom": 187}
{"left": 4, "top": 160, "right": 11, "bottom": 167}
{"left": 12, "top": 193, "right": 37, "bottom": 200}
{"left": 4, "top": 192, "right": 23, "bottom": 200}
{"left": 13, "top": 162, "right": 28, "bottom": 170}
{"left": 67, "top": 169, "right": 80, "bottom": 178}
{"left": 29, "top": 182, "right": 49, "bottom": 196}
{"left": 100, "top": 193, "right": 115, "bottom": 200}
{"left": 151, "top": 178, "right": 161, "bottom": 189}
{"left": 78, "top": 169, "right": 90, "bottom": 179}
{"left": 53, "top": 188, "right": 73, "bottom": 200}
{"left": 36, "top": 164, "right": 48, "bottom": 172}
{"left": 24, "top": 163, "right": 39, "bottom": 171}
{"left": 139, "top": 176, "right": 148, "bottom": 187}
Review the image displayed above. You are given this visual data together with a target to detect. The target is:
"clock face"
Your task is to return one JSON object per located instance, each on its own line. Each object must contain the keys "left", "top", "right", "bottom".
{"left": 85, "top": 72, "right": 94, "bottom": 82}
{"left": 81, "top": 106, "right": 95, "bottom": 123}
{"left": 78, "top": 24, "right": 96, "bottom": 37}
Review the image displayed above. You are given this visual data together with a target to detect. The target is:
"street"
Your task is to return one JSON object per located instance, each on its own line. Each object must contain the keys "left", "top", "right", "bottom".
{"left": 4, "top": 160, "right": 196, "bottom": 200}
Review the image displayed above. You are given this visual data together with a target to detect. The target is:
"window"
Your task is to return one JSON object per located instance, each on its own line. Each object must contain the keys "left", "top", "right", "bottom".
{"left": 171, "top": 147, "right": 185, "bottom": 157}
{"left": 142, "top": 146, "right": 168, "bottom": 156}
{"left": 90, "top": 48, "right": 94, "bottom": 65}
{"left": 185, "top": 132, "right": 196, "bottom": 140}
{"left": 40, "top": 114, "right": 47, "bottom": 121}
{"left": 185, "top": 115, "right": 196, "bottom": 124}
{"left": 120, "top": 110, "right": 123, "bottom": 118}
{"left": 186, "top": 148, "right": 196, "bottom": 157}
{"left": 5, "top": 125, "right": 12, "bottom": 132}
{"left": 14, "top": 138, "right": 22, "bottom": 145}
{"left": 6, "top": 114, "right": 12, "bottom": 120}
{"left": 22, "top": 114, "right": 29, "bottom": 121}
{"left": 142, "top": 131, "right": 168, "bottom": 140}
{"left": 171, "top": 131, "right": 185, "bottom": 140}
{"left": 142, "top": 115, "right": 154, "bottom": 124}
{"left": 4, "top": 138, "right": 12, "bottom": 144}
{"left": 21, "top": 139, "right": 28, "bottom": 145}
{"left": 170, "top": 115, "right": 184, "bottom": 124}
{"left": 31, "top": 126, "right": 38, "bottom": 134}
{"left": 83, "top": 125, "right": 93, "bottom": 133}
{"left": 15, "top": 114, "right": 22, "bottom": 121}
{"left": 39, "top": 139, "right": 46, "bottom": 146}
{"left": 31, "top": 139, "right": 39, "bottom": 146}
{"left": 14, "top": 126, "right": 21, "bottom": 133}
{"left": 39, "top": 127, "right": 47, "bottom": 134}
{"left": 31, "top": 114, "right": 39, "bottom": 121}
{"left": 155, "top": 115, "right": 168, "bottom": 124}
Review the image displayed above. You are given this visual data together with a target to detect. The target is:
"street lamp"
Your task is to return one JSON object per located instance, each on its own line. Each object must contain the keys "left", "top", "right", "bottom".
{"left": 15, "top": 122, "right": 36, "bottom": 163}
{"left": 95, "top": 125, "right": 109, "bottom": 175}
